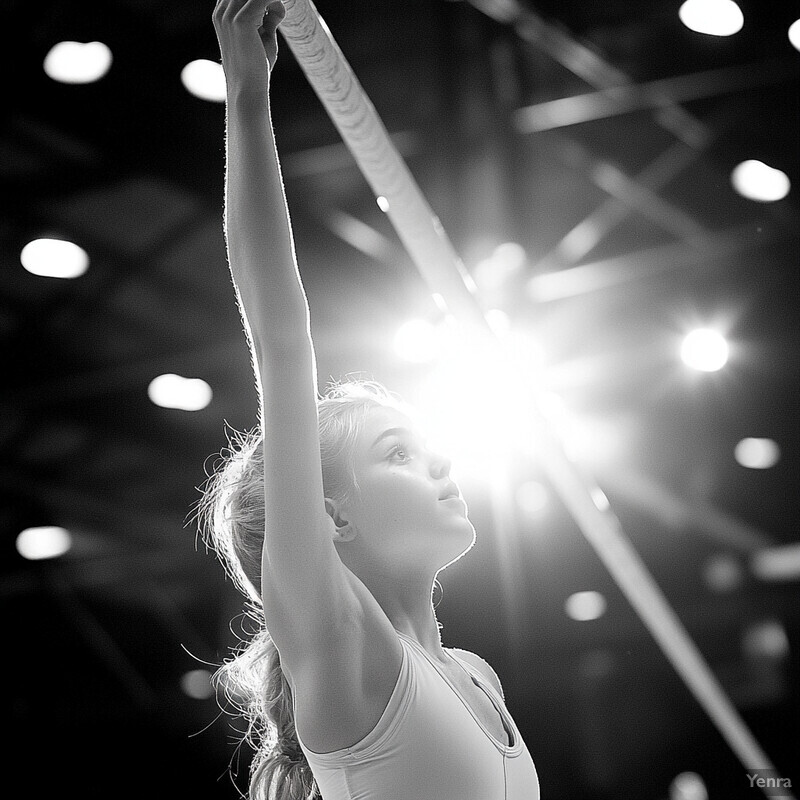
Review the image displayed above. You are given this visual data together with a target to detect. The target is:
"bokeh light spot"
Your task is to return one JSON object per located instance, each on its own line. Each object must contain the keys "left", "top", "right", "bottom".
{"left": 148, "top": 374, "right": 212, "bottom": 411}
{"left": 44, "top": 41, "right": 113, "bottom": 84}
{"left": 680, "top": 328, "right": 729, "bottom": 371}
{"left": 565, "top": 590, "right": 607, "bottom": 621}
{"left": 678, "top": 0, "right": 743, "bottom": 36}
{"left": 731, "top": 160, "right": 790, "bottom": 202}
{"left": 670, "top": 771, "right": 708, "bottom": 800}
{"left": 741, "top": 620, "right": 790, "bottom": 661}
{"left": 180, "top": 669, "right": 216, "bottom": 700}
{"left": 703, "top": 553, "right": 744, "bottom": 593}
{"left": 789, "top": 19, "right": 800, "bottom": 52}
{"left": 735, "top": 437, "right": 780, "bottom": 469}
{"left": 515, "top": 480, "right": 549, "bottom": 518}
{"left": 181, "top": 59, "right": 226, "bottom": 102}
{"left": 16, "top": 526, "right": 73, "bottom": 560}
{"left": 21, "top": 238, "right": 89, "bottom": 279}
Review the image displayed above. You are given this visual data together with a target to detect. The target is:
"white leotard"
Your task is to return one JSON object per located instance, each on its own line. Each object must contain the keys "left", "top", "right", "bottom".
{"left": 299, "top": 630, "right": 540, "bottom": 800}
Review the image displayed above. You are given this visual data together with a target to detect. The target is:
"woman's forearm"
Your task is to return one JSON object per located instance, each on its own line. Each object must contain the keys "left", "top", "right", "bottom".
{"left": 223, "top": 84, "right": 312, "bottom": 355}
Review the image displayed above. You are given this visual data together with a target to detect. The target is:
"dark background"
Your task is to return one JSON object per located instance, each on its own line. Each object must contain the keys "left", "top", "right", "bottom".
{"left": 3, "top": 1, "right": 798, "bottom": 798}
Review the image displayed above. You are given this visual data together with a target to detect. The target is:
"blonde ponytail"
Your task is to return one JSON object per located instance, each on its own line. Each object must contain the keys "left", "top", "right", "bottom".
{"left": 198, "top": 380, "right": 403, "bottom": 799}
{"left": 215, "top": 622, "right": 318, "bottom": 799}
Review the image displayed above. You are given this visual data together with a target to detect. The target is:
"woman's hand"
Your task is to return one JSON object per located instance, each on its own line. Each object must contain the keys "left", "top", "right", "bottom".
{"left": 213, "top": 0, "right": 286, "bottom": 90}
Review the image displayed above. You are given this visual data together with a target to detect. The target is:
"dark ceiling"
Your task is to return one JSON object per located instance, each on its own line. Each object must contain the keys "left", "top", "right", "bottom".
{"left": 3, "top": 1, "right": 799, "bottom": 798}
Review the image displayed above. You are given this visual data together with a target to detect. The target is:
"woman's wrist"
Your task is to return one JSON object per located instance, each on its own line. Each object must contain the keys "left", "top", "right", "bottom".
{"left": 221, "top": 61, "right": 272, "bottom": 103}
{"left": 225, "top": 77, "right": 271, "bottom": 104}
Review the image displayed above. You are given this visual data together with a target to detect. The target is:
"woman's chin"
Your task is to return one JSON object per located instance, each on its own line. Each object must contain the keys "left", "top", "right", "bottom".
{"left": 438, "top": 526, "right": 476, "bottom": 570}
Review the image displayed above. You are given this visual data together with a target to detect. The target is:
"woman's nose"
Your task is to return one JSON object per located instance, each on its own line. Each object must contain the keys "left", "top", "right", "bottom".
{"left": 429, "top": 449, "right": 451, "bottom": 479}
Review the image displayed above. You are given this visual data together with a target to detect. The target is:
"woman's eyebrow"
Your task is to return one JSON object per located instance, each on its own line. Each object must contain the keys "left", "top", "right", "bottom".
{"left": 370, "top": 426, "right": 413, "bottom": 450}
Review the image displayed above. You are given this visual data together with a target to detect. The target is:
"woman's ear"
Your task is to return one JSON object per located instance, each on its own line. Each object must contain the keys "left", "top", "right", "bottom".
{"left": 324, "top": 498, "right": 357, "bottom": 542}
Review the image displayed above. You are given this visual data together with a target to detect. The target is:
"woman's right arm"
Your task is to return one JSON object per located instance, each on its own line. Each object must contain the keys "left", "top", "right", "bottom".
{"left": 212, "top": 0, "right": 400, "bottom": 744}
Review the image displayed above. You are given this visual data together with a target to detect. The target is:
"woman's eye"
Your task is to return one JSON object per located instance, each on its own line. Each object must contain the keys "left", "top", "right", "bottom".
{"left": 389, "top": 445, "right": 410, "bottom": 462}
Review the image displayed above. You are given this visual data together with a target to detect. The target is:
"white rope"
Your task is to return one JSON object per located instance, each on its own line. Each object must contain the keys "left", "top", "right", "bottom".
{"left": 277, "top": 2, "right": 792, "bottom": 795}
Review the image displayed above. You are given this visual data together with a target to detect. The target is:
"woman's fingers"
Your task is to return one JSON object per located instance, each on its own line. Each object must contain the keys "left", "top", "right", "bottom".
{"left": 213, "top": 0, "right": 285, "bottom": 79}
{"left": 258, "top": 1, "right": 285, "bottom": 70}
{"left": 214, "top": 0, "right": 277, "bottom": 27}
{"left": 260, "top": 1, "right": 286, "bottom": 35}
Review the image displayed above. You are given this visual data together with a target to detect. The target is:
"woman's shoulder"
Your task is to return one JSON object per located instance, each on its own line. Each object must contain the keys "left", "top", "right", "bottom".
{"left": 447, "top": 647, "right": 505, "bottom": 699}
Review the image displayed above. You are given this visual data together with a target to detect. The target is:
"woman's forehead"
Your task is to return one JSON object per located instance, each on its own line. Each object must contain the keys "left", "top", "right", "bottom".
{"left": 353, "top": 404, "right": 441, "bottom": 460}
{"left": 355, "top": 404, "right": 434, "bottom": 451}
{"left": 360, "top": 405, "right": 417, "bottom": 439}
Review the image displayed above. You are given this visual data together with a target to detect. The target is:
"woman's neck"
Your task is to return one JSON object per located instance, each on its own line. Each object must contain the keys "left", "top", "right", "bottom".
{"left": 365, "top": 568, "right": 445, "bottom": 658}
{"left": 337, "top": 542, "right": 448, "bottom": 659}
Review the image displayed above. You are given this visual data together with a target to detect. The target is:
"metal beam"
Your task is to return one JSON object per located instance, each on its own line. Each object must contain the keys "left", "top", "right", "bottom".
{"left": 552, "top": 137, "right": 707, "bottom": 241}
{"left": 513, "top": 59, "right": 797, "bottom": 133}
{"left": 467, "top": 0, "right": 706, "bottom": 145}
{"left": 601, "top": 470, "right": 775, "bottom": 553}
{"left": 532, "top": 132, "right": 716, "bottom": 272}
{"left": 526, "top": 224, "right": 773, "bottom": 302}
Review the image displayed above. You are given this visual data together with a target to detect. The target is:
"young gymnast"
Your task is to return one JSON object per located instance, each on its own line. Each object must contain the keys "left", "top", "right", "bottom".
{"left": 202, "top": 1, "right": 539, "bottom": 797}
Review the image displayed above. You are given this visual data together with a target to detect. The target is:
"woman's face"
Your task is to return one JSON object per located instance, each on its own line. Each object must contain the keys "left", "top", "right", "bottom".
{"left": 336, "top": 405, "right": 475, "bottom": 572}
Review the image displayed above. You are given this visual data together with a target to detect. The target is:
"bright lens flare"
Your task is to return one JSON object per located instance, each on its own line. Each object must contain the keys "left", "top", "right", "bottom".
{"left": 394, "top": 319, "right": 441, "bottom": 363}
{"left": 485, "top": 309, "right": 511, "bottom": 338}
{"left": 680, "top": 329, "right": 729, "bottom": 372}
{"left": 414, "top": 331, "right": 545, "bottom": 474}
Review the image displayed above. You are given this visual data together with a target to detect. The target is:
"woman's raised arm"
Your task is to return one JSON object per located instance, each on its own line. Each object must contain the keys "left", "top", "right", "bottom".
{"left": 213, "top": 0, "right": 357, "bottom": 646}
{"left": 214, "top": 0, "right": 306, "bottom": 350}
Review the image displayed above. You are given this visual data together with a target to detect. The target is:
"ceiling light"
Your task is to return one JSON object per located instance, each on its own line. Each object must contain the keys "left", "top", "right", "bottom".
{"left": 670, "top": 771, "right": 708, "bottom": 800}
{"left": 43, "top": 41, "right": 112, "bottom": 84}
{"left": 734, "top": 438, "right": 780, "bottom": 469}
{"left": 181, "top": 59, "right": 226, "bottom": 103}
{"left": 731, "top": 160, "right": 790, "bottom": 202}
{"left": 788, "top": 19, "right": 800, "bottom": 52}
{"left": 21, "top": 237, "right": 89, "bottom": 279}
{"left": 678, "top": 0, "right": 744, "bottom": 36}
{"left": 16, "top": 526, "right": 73, "bottom": 560}
{"left": 751, "top": 543, "right": 800, "bottom": 582}
{"left": 148, "top": 374, "right": 212, "bottom": 411}
{"left": 680, "top": 328, "right": 729, "bottom": 371}
{"left": 565, "top": 590, "right": 607, "bottom": 621}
